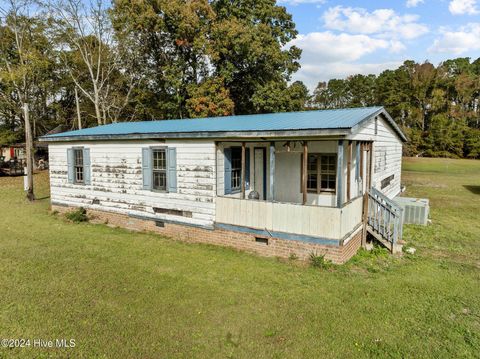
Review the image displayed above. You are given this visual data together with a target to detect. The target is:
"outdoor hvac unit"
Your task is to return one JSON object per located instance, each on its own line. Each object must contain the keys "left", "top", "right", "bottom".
{"left": 393, "top": 197, "right": 430, "bottom": 226}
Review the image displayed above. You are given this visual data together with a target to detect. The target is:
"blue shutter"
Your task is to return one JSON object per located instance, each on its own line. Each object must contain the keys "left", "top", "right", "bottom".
{"left": 142, "top": 148, "right": 152, "bottom": 190}
{"left": 224, "top": 148, "right": 232, "bottom": 195}
{"left": 167, "top": 147, "right": 177, "bottom": 193}
{"left": 83, "top": 148, "right": 91, "bottom": 185}
{"left": 245, "top": 147, "right": 250, "bottom": 190}
{"left": 355, "top": 142, "right": 360, "bottom": 181}
{"left": 67, "top": 148, "right": 74, "bottom": 183}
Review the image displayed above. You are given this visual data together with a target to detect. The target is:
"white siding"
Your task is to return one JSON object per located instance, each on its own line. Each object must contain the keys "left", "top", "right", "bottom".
{"left": 48, "top": 140, "right": 216, "bottom": 227}
{"left": 349, "top": 116, "right": 403, "bottom": 199}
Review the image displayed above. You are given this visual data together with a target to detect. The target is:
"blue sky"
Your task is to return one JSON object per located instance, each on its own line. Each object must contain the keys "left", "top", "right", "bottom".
{"left": 281, "top": 0, "right": 480, "bottom": 90}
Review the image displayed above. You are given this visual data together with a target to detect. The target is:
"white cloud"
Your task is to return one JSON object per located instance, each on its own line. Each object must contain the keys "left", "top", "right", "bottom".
{"left": 406, "top": 0, "right": 425, "bottom": 7}
{"left": 287, "top": 31, "right": 402, "bottom": 90}
{"left": 289, "top": 32, "right": 390, "bottom": 62}
{"left": 278, "top": 0, "right": 326, "bottom": 5}
{"left": 449, "top": 0, "right": 479, "bottom": 15}
{"left": 429, "top": 23, "right": 480, "bottom": 54}
{"left": 323, "top": 6, "right": 429, "bottom": 39}
{"left": 389, "top": 40, "right": 407, "bottom": 53}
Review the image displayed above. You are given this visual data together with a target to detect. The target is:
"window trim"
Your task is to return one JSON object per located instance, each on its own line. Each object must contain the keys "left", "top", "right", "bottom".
{"left": 72, "top": 146, "right": 85, "bottom": 185}
{"left": 301, "top": 153, "right": 337, "bottom": 194}
{"left": 151, "top": 146, "right": 168, "bottom": 193}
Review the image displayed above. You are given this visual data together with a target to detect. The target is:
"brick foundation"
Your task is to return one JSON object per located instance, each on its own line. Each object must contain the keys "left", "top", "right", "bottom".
{"left": 52, "top": 205, "right": 363, "bottom": 264}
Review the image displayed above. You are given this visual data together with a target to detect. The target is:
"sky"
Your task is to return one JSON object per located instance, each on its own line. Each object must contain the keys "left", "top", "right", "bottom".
{"left": 280, "top": 0, "right": 480, "bottom": 90}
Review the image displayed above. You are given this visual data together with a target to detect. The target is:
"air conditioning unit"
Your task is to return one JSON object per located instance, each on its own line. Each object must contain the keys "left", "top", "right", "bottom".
{"left": 393, "top": 197, "right": 429, "bottom": 226}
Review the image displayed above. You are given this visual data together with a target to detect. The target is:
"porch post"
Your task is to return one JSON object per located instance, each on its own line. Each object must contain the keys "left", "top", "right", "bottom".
{"left": 359, "top": 142, "right": 364, "bottom": 185}
{"left": 336, "top": 140, "right": 344, "bottom": 208}
{"left": 368, "top": 142, "right": 373, "bottom": 190}
{"left": 347, "top": 141, "right": 352, "bottom": 202}
{"left": 241, "top": 142, "right": 246, "bottom": 199}
{"left": 269, "top": 141, "right": 275, "bottom": 201}
{"left": 302, "top": 141, "right": 308, "bottom": 205}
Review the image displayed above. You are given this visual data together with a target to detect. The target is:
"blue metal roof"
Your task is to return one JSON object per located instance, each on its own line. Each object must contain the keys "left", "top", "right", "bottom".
{"left": 41, "top": 106, "right": 406, "bottom": 141}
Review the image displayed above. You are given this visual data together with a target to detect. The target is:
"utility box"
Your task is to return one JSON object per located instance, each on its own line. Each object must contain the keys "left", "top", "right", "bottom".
{"left": 394, "top": 197, "right": 430, "bottom": 226}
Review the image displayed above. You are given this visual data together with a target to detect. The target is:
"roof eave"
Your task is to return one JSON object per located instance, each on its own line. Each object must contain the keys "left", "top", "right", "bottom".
{"left": 39, "top": 128, "right": 352, "bottom": 143}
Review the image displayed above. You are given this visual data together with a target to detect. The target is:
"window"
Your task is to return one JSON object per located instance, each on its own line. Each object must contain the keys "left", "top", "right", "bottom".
{"left": 74, "top": 149, "right": 84, "bottom": 184}
{"left": 231, "top": 147, "right": 242, "bottom": 192}
{"left": 305, "top": 154, "right": 337, "bottom": 193}
{"left": 381, "top": 174, "right": 394, "bottom": 189}
{"left": 152, "top": 149, "right": 167, "bottom": 191}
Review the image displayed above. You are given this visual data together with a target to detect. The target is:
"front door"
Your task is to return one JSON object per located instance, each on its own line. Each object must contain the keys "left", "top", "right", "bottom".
{"left": 254, "top": 148, "right": 266, "bottom": 200}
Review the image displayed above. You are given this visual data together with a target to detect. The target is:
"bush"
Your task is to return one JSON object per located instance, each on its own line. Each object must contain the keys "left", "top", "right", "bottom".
{"left": 288, "top": 252, "right": 298, "bottom": 261}
{"left": 309, "top": 252, "right": 331, "bottom": 269}
{"left": 65, "top": 207, "right": 88, "bottom": 223}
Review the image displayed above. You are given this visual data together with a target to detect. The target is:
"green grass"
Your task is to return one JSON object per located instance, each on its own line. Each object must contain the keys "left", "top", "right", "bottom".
{"left": 0, "top": 158, "right": 479, "bottom": 358}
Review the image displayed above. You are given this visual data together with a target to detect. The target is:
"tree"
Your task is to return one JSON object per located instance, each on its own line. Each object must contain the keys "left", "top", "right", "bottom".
{"left": 210, "top": 0, "right": 301, "bottom": 114}
{"left": 110, "top": 0, "right": 302, "bottom": 117}
{"left": 186, "top": 77, "right": 234, "bottom": 118}
{"left": 111, "top": 0, "right": 216, "bottom": 120}
{"left": 310, "top": 57, "right": 480, "bottom": 158}
{"left": 50, "top": 0, "right": 139, "bottom": 125}
{"left": 0, "top": 0, "right": 51, "bottom": 201}
{"left": 251, "top": 80, "right": 309, "bottom": 113}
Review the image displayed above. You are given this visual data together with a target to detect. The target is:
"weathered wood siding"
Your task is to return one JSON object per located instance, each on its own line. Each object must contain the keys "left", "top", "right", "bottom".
{"left": 349, "top": 116, "right": 403, "bottom": 199}
{"left": 216, "top": 196, "right": 363, "bottom": 240}
{"left": 48, "top": 140, "right": 216, "bottom": 228}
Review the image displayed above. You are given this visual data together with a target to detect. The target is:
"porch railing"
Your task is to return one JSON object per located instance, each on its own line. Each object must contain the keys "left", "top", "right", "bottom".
{"left": 367, "top": 187, "right": 404, "bottom": 246}
{"left": 215, "top": 196, "right": 363, "bottom": 240}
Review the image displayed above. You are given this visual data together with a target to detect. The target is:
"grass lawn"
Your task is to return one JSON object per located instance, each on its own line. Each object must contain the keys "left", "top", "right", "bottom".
{"left": 0, "top": 157, "right": 479, "bottom": 358}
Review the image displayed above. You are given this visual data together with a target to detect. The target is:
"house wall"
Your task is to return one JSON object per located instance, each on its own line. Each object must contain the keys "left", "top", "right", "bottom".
{"left": 349, "top": 116, "right": 403, "bottom": 199}
{"left": 48, "top": 139, "right": 217, "bottom": 228}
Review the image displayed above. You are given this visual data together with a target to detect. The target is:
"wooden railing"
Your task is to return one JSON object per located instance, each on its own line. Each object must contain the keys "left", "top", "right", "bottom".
{"left": 367, "top": 188, "right": 404, "bottom": 246}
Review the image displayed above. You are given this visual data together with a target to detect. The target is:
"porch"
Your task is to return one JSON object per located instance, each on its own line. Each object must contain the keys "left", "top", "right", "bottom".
{"left": 215, "top": 139, "right": 375, "bottom": 243}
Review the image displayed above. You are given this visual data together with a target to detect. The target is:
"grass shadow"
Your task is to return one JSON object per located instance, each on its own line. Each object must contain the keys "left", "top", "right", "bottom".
{"left": 463, "top": 185, "right": 480, "bottom": 195}
{"left": 35, "top": 196, "right": 51, "bottom": 201}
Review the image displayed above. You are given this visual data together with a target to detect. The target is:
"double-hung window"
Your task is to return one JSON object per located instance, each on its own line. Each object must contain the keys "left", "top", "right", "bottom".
{"left": 305, "top": 154, "right": 337, "bottom": 193}
{"left": 67, "top": 147, "right": 90, "bottom": 185}
{"left": 74, "top": 148, "right": 84, "bottom": 184}
{"left": 142, "top": 147, "right": 177, "bottom": 192}
{"left": 152, "top": 149, "right": 167, "bottom": 191}
{"left": 230, "top": 147, "right": 242, "bottom": 192}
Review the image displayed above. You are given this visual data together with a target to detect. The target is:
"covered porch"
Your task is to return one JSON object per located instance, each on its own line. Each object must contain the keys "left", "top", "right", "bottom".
{"left": 215, "top": 139, "right": 374, "bottom": 242}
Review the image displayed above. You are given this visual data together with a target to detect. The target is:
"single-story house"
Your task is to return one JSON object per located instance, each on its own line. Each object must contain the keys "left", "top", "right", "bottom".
{"left": 40, "top": 106, "right": 407, "bottom": 263}
{"left": 1, "top": 143, "right": 25, "bottom": 161}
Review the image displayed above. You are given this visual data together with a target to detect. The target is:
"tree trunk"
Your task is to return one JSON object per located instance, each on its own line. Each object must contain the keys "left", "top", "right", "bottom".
{"left": 93, "top": 87, "right": 102, "bottom": 125}
{"left": 75, "top": 86, "right": 82, "bottom": 129}
{"left": 23, "top": 103, "right": 35, "bottom": 201}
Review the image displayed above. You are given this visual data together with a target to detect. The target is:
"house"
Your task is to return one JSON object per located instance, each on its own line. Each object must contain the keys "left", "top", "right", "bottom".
{"left": 1, "top": 143, "right": 25, "bottom": 162}
{"left": 40, "top": 106, "right": 407, "bottom": 264}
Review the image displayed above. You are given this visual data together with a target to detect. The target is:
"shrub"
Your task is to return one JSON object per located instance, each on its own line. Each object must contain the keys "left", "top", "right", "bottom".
{"left": 288, "top": 252, "right": 298, "bottom": 261}
{"left": 65, "top": 207, "right": 88, "bottom": 223}
{"left": 309, "top": 252, "right": 331, "bottom": 269}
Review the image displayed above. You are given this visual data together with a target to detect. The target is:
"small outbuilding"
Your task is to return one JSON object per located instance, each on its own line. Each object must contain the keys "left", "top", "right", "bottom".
{"left": 40, "top": 106, "right": 407, "bottom": 263}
